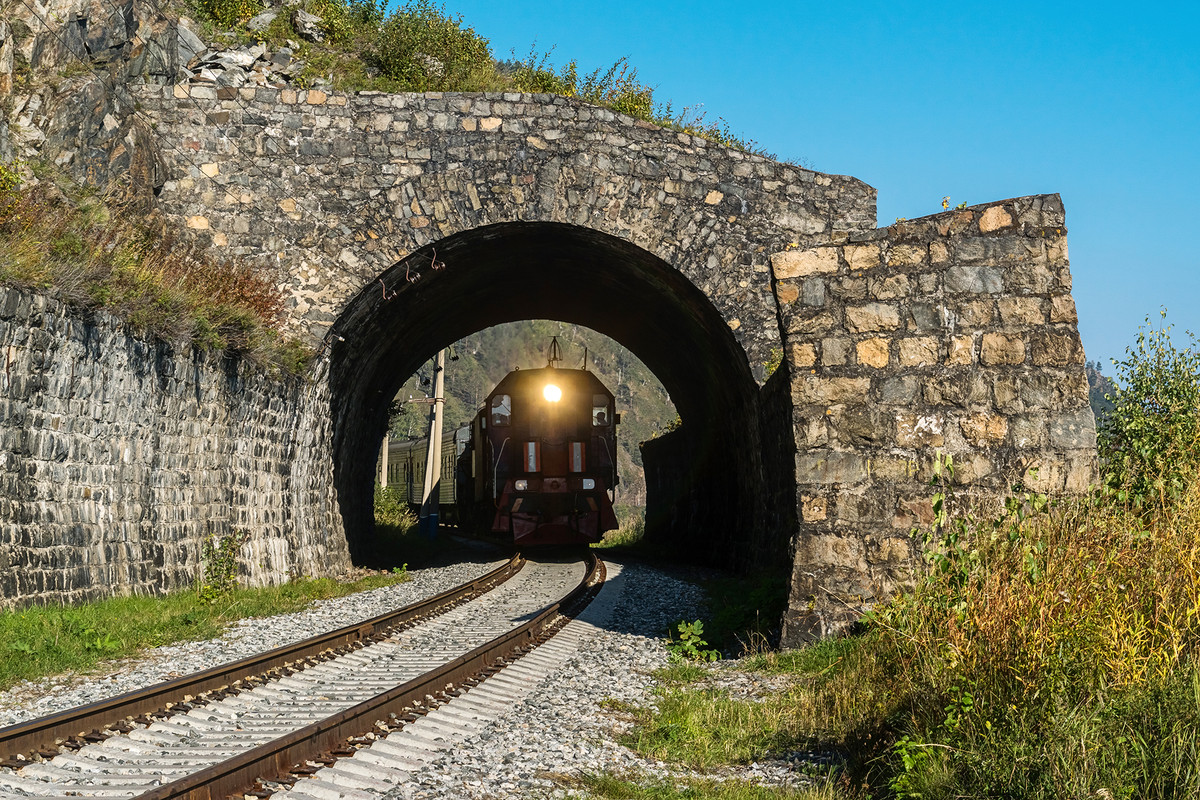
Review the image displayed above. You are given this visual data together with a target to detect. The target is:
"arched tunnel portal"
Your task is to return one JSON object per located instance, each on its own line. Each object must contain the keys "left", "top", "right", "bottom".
{"left": 327, "top": 221, "right": 797, "bottom": 573}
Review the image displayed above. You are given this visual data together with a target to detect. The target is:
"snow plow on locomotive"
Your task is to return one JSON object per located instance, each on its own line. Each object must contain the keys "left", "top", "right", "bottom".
{"left": 384, "top": 362, "right": 621, "bottom": 546}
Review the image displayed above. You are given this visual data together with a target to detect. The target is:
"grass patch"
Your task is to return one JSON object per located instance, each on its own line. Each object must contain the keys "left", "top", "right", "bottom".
{"left": 362, "top": 484, "right": 466, "bottom": 569}
{"left": 623, "top": 687, "right": 814, "bottom": 769}
{"left": 625, "top": 635, "right": 891, "bottom": 773}
{"left": 0, "top": 571, "right": 408, "bottom": 692}
{"left": 572, "top": 772, "right": 837, "bottom": 800}
{"left": 619, "top": 320, "right": 1200, "bottom": 798}
{"left": 0, "top": 162, "right": 310, "bottom": 372}
{"left": 595, "top": 505, "right": 647, "bottom": 551}
{"left": 653, "top": 661, "right": 710, "bottom": 686}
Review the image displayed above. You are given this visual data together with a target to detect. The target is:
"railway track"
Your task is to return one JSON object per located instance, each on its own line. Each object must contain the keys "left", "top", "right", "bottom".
{"left": 0, "top": 551, "right": 605, "bottom": 800}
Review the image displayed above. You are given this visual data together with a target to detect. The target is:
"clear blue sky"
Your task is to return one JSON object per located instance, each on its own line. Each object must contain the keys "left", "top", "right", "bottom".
{"left": 437, "top": 0, "right": 1199, "bottom": 371}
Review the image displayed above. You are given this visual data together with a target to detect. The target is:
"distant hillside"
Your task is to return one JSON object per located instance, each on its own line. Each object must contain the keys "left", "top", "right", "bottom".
{"left": 389, "top": 321, "right": 676, "bottom": 507}
{"left": 1086, "top": 360, "right": 1116, "bottom": 426}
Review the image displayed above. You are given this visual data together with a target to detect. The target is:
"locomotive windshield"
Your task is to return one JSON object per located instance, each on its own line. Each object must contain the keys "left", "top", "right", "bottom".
{"left": 491, "top": 394, "right": 511, "bottom": 426}
{"left": 592, "top": 395, "right": 611, "bottom": 426}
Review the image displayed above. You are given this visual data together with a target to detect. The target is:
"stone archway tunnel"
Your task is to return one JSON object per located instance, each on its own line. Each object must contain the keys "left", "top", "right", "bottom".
{"left": 0, "top": 52, "right": 1098, "bottom": 643}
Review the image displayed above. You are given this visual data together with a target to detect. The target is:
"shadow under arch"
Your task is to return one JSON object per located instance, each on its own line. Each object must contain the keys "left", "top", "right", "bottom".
{"left": 327, "top": 221, "right": 793, "bottom": 568}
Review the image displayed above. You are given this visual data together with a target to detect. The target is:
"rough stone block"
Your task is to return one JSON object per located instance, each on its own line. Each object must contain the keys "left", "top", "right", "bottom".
{"left": 870, "top": 273, "right": 910, "bottom": 300}
{"left": 856, "top": 337, "right": 890, "bottom": 368}
{"left": 790, "top": 342, "right": 816, "bottom": 368}
{"left": 878, "top": 376, "right": 920, "bottom": 405}
{"left": 776, "top": 281, "right": 800, "bottom": 305}
{"left": 845, "top": 243, "right": 880, "bottom": 270}
{"left": 845, "top": 303, "right": 900, "bottom": 333}
{"left": 821, "top": 337, "right": 851, "bottom": 366}
{"left": 801, "top": 495, "right": 827, "bottom": 521}
{"left": 980, "top": 333, "right": 1026, "bottom": 366}
{"left": 792, "top": 376, "right": 872, "bottom": 405}
{"left": 894, "top": 495, "right": 934, "bottom": 528}
{"left": 897, "top": 337, "right": 938, "bottom": 367}
{"left": 946, "top": 265, "right": 1003, "bottom": 294}
{"left": 895, "top": 411, "right": 944, "bottom": 448}
{"left": 959, "top": 413, "right": 1008, "bottom": 447}
{"left": 887, "top": 243, "right": 926, "bottom": 268}
{"left": 997, "top": 296, "right": 1047, "bottom": 327}
{"left": 979, "top": 205, "right": 1014, "bottom": 232}
{"left": 772, "top": 247, "right": 840, "bottom": 279}
{"left": 1049, "top": 294, "right": 1078, "bottom": 324}
{"left": 796, "top": 451, "right": 870, "bottom": 486}
{"left": 1049, "top": 408, "right": 1097, "bottom": 449}
{"left": 803, "top": 278, "right": 826, "bottom": 306}
{"left": 1031, "top": 331, "right": 1083, "bottom": 366}
{"left": 947, "top": 335, "right": 974, "bottom": 365}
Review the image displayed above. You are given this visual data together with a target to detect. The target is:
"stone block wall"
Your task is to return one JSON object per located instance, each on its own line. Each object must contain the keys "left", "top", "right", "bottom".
{"left": 0, "top": 288, "right": 349, "bottom": 607}
{"left": 133, "top": 84, "right": 875, "bottom": 372}
{"left": 773, "top": 195, "right": 1097, "bottom": 642}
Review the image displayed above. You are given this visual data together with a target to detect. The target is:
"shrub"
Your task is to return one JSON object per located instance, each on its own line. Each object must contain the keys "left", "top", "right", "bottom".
{"left": 374, "top": 484, "right": 417, "bottom": 530}
{"left": 863, "top": 438, "right": 1200, "bottom": 797}
{"left": 372, "top": 0, "right": 496, "bottom": 91}
{"left": 198, "top": 0, "right": 263, "bottom": 28}
{"left": 1099, "top": 310, "right": 1200, "bottom": 510}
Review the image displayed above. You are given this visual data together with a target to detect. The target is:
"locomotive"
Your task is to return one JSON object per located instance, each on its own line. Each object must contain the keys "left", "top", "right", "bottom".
{"left": 384, "top": 353, "right": 621, "bottom": 546}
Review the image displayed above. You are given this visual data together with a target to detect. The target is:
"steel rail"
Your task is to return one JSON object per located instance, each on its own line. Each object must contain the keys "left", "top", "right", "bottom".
{"left": 0, "top": 554, "right": 523, "bottom": 762}
{"left": 133, "top": 551, "right": 604, "bottom": 800}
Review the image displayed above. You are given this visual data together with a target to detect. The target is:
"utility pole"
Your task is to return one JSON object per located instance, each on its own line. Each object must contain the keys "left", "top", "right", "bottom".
{"left": 418, "top": 349, "right": 446, "bottom": 538}
{"left": 378, "top": 433, "right": 389, "bottom": 488}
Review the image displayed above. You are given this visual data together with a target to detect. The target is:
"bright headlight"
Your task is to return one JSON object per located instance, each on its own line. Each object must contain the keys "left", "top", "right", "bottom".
{"left": 582, "top": 478, "right": 595, "bottom": 490}
{"left": 514, "top": 479, "right": 528, "bottom": 491}
{"left": 543, "top": 384, "right": 562, "bottom": 402}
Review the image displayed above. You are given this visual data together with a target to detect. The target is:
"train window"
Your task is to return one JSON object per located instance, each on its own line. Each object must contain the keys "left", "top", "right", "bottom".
{"left": 491, "top": 394, "right": 511, "bottom": 426}
{"left": 592, "top": 395, "right": 610, "bottom": 426}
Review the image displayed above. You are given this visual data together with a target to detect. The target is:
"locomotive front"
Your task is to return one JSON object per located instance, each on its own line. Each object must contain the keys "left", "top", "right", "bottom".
{"left": 475, "top": 367, "right": 620, "bottom": 545}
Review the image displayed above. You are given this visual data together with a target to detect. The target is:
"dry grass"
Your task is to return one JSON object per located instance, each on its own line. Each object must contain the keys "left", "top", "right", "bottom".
{"left": 0, "top": 169, "right": 309, "bottom": 371}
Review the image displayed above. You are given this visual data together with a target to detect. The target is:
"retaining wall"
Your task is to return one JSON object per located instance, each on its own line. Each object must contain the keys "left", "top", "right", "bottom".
{"left": 0, "top": 287, "right": 348, "bottom": 606}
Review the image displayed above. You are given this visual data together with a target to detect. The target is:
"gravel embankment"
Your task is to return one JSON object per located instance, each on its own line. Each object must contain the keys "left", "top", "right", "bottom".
{"left": 1, "top": 553, "right": 824, "bottom": 798}
{"left": 0, "top": 554, "right": 507, "bottom": 728}
{"left": 392, "top": 557, "right": 821, "bottom": 799}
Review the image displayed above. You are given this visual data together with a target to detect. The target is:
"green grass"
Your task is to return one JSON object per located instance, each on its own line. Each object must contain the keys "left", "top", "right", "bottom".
{"left": 572, "top": 772, "right": 839, "bottom": 800}
{"left": 0, "top": 572, "right": 407, "bottom": 692}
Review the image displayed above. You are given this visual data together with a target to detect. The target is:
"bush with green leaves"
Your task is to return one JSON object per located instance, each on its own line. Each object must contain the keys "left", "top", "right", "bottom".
{"left": 667, "top": 619, "right": 721, "bottom": 663}
{"left": 1099, "top": 310, "right": 1200, "bottom": 510}
{"left": 372, "top": 0, "right": 496, "bottom": 91}
{"left": 198, "top": 0, "right": 263, "bottom": 28}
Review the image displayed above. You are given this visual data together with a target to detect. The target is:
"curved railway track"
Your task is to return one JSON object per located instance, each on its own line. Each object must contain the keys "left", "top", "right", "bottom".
{"left": 0, "top": 551, "right": 605, "bottom": 800}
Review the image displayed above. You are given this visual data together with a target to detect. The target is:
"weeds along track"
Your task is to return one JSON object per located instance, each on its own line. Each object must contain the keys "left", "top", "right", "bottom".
{"left": 0, "top": 552, "right": 605, "bottom": 799}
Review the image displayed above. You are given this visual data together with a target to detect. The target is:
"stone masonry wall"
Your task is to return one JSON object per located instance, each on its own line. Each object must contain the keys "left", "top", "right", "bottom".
{"left": 0, "top": 287, "right": 349, "bottom": 607}
{"left": 772, "top": 195, "right": 1096, "bottom": 643}
{"left": 134, "top": 84, "right": 875, "bottom": 374}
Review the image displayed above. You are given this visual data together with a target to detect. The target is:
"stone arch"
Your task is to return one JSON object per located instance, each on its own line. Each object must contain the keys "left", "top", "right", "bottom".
{"left": 136, "top": 89, "right": 876, "bottom": 377}
{"left": 327, "top": 221, "right": 790, "bottom": 568}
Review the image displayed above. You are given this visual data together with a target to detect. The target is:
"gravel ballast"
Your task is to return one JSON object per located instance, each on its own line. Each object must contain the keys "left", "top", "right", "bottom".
{"left": 1, "top": 552, "right": 820, "bottom": 798}
{"left": 383, "top": 557, "right": 819, "bottom": 799}
{"left": 0, "top": 554, "right": 507, "bottom": 728}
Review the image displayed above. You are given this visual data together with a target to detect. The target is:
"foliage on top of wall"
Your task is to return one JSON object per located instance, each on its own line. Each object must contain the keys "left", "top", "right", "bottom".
{"left": 191, "top": 0, "right": 775, "bottom": 157}
{"left": 0, "top": 161, "right": 312, "bottom": 373}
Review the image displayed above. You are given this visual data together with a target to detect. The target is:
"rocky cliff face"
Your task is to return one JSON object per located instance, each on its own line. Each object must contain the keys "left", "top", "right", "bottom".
{"left": 1, "top": 0, "right": 176, "bottom": 200}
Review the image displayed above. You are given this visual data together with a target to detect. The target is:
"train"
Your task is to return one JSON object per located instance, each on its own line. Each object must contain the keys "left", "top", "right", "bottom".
{"left": 383, "top": 360, "right": 621, "bottom": 546}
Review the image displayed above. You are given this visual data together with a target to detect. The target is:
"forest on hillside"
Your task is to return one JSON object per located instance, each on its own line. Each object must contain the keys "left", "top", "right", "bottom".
{"left": 387, "top": 320, "right": 677, "bottom": 506}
